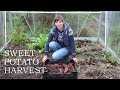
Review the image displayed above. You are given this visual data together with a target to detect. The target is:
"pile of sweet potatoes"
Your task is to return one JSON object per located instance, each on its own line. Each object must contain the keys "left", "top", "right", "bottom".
{"left": 46, "top": 62, "right": 75, "bottom": 74}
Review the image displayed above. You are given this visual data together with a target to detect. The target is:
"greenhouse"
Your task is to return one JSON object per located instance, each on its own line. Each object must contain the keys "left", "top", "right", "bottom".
{"left": 0, "top": 11, "right": 120, "bottom": 79}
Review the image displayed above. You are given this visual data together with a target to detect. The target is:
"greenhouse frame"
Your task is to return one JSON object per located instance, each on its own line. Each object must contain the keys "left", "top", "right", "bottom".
{"left": 0, "top": 11, "right": 120, "bottom": 63}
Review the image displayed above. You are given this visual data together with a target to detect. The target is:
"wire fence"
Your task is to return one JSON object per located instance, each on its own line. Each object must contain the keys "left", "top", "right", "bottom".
{"left": 0, "top": 11, "right": 120, "bottom": 60}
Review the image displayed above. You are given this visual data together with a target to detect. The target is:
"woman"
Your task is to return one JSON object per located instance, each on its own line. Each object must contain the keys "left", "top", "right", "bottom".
{"left": 42, "top": 15, "right": 78, "bottom": 63}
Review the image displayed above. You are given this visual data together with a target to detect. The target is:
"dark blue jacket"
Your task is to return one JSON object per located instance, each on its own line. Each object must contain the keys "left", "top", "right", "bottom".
{"left": 45, "top": 22, "right": 76, "bottom": 58}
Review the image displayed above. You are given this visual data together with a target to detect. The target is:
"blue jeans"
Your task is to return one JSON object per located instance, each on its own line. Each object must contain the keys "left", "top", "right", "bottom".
{"left": 49, "top": 41, "right": 69, "bottom": 61}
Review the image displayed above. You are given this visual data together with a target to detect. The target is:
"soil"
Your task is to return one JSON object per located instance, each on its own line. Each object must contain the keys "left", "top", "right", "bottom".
{"left": 0, "top": 41, "right": 120, "bottom": 79}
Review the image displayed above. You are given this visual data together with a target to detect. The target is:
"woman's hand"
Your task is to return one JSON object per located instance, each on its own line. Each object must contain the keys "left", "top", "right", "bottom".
{"left": 73, "top": 58, "right": 78, "bottom": 63}
{"left": 42, "top": 55, "right": 48, "bottom": 62}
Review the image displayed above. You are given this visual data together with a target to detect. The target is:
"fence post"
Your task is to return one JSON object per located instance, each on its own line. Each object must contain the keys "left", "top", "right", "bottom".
{"left": 4, "top": 11, "right": 7, "bottom": 46}
{"left": 98, "top": 12, "right": 102, "bottom": 41}
{"left": 8, "top": 11, "right": 13, "bottom": 33}
{"left": 105, "top": 11, "right": 109, "bottom": 46}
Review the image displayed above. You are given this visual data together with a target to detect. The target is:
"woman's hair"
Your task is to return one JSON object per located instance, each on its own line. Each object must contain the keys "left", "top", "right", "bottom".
{"left": 53, "top": 15, "right": 64, "bottom": 24}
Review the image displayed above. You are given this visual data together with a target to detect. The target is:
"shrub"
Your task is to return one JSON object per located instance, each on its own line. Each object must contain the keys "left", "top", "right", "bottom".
{"left": 11, "top": 31, "right": 29, "bottom": 45}
{"left": 26, "top": 33, "right": 48, "bottom": 53}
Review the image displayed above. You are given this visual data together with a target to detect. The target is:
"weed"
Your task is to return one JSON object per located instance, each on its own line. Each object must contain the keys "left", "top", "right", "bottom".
{"left": 87, "top": 55, "right": 91, "bottom": 63}
{"left": 76, "top": 48, "right": 81, "bottom": 54}
{"left": 109, "top": 56, "right": 117, "bottom": 64}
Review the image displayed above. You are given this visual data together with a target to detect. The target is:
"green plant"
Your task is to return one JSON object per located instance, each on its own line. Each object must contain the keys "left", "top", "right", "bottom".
{"left": 98, "top": 51, "right": 111, "bottom": 59}
{"left": 26, "top": 43, "right": 37, "bottom": 50}
{"left": 107, "top": 24, "right": 120, "bottom": 57}
{"left": 26, "top": 33, "right": 48, "bottom": 53}
{"left": 12, "top": 14, "right": 27, "bottom": 33}
{"left": 86, "top": 55, "right": 91, "bottom": 63}
{"left": 76, "top": 48, "right": 81, "bottom": 54}
{"left": 109, "top": 56, "right": 117, "bottom": 64}
{"left": 26, "top": 25, "right": 51, "bottom": 38}
{"left": 11, "top": 31, "right": 29, "bottom": 45}
{"left": 103, "top": 51, "right": 111, "bottom": 59}
{"left": 0, "top": 52, "right": 3, "bottom": 60}
{"left": 75, "top": 40, "right": 79, "bottom": 48}
{"left": 35, "top": 26, "right": 51, "bottom": 36}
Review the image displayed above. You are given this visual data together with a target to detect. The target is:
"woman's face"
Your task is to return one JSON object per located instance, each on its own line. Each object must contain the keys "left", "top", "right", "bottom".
{"left": 54, "top": 19, "right": 64, "bottom": 31}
